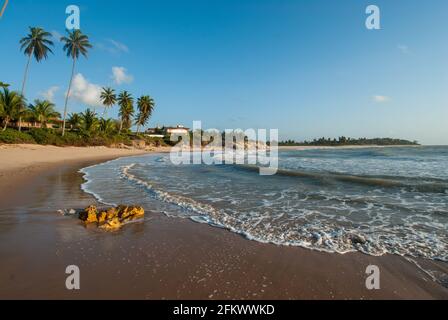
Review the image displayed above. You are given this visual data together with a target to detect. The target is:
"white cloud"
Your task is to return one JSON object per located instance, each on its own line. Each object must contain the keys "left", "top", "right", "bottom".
{"left": 69, "top": 73, "right": 103, "bottom": 107}
{"left": 397, "top": 44, "right": 410, "bottom": 54}
{"left": 97, "top": 39, "right": 129, "bottom": 55}
{"left": 111, "top": 66, "right": 134, "bottom": 85}
{"left": 39, "top": 86, "right": 59, "bottom": 102}
{"left": 373, "top": 95, "right": 390, "bottom": 103}
{"left": 51, "top": 30, "right": 63, "bottom": 43}
{"left": 108, "top": 39, "right": 129, "bottom": 53}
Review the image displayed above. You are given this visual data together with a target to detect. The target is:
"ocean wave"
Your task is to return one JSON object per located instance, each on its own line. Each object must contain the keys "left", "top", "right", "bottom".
{"left": 77, "top": 148, "right": 448, "bottom": 281}
{"left": 117, "top": 163, "right": 447, "bottom": 262}
{"left": 235, "top": 165, "right": 448, "bottom": 194}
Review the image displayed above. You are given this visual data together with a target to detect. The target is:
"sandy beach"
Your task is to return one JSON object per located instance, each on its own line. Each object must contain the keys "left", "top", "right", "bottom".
{"left": 0, "top": 145, "right": 447, "bottom": 299}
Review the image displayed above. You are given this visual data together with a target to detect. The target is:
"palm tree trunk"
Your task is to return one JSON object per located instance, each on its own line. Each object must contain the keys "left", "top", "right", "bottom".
{"left": 119, "top": 120, "right": 123, "bottom": 133}
{"left": 62, "top": 58, "right": 76, "bottom": 137}
{"left": 21, "top": 53, "right": 32, "bottom": 96}
{"left": 19, "top": 52, "right": 33, "bottom": 132}
{"left": 3, "top": 118, "right": 9, "bottom": 131}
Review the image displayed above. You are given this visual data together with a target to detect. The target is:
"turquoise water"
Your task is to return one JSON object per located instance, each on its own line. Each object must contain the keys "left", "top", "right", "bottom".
{"left": 81, "top": 146, "right": 448, "bottom": 262}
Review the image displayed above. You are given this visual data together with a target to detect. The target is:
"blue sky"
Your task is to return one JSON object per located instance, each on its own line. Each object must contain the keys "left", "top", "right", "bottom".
{"left": 1, "top": 0, "right": 447, "bottom": 144}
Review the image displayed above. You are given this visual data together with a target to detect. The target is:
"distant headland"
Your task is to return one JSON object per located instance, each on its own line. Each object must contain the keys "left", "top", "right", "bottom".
{"left": 279, "top": 137, "right": 420, "bottom": 147}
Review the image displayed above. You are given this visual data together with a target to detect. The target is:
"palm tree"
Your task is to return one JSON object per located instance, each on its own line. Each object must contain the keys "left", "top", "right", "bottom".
{"left": 0, "top": 82, "right": 9, "bottom": 88}
{"left": 99, "top": 118, "right": 116, "bottom": 135}
{"left": 100, "top": 87, "right": 117, "bottom": 118}
{"left": 0, "top": 89, "right": 25, "bottom": 131}
{"left": 19, "top": 27, "right": 54, "bottom": 130}
{"left": 61, "top": 30, "right": 92, "bottom": 136}
{"left": 117, "top": 91, "right": 134, "bottom": 132}
{"left": 67, "top": 113, "right": 81, "bottom": 130}
{"left": 28, "top": 99, "right": 61, "bottom": 128}
{"left": 136, "top": 95, "right": 155, "bottom": 134}
{"left": 19, "top": 27, "right": 54, "bottom": 94}
{"left": 80, "top": 108, "right": 98, "bottom": 133}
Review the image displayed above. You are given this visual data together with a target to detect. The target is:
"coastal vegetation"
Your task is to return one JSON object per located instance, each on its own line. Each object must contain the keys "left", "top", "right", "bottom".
{"left": 0, "top": 26, "right": 160, "bottom": 147}
{"left": 279, "top": 137, "right": 419, "bottom": 146}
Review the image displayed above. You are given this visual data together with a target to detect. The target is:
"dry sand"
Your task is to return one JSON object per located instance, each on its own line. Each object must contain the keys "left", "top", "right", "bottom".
{"left": 0, "top": 144, "right": 447, "bottom": 299}
{"left": 0, "top": 144, "right": 169, "bottom": 173}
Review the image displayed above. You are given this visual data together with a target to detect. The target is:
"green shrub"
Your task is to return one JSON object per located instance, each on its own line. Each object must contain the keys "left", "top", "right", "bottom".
{"left": 0, "top": 128, "right": 141, "bottom": 148}
{"left": 0, "top": 129, "right": 36, "bottom": 144}
{"left": 62, "top": 131, "right": 88, "bottom": 147}
{"left": 107, "top": 134, "right": 132, "bottom": 146}
{"left": 144, "top": 136, "right": 166, "bottom": 147}
{"left": 28, "top": 128, "right": 64, "bottom": 146}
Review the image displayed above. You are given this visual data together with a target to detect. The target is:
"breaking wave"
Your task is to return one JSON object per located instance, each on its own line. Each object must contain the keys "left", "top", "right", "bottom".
{"left": 80, "top": 147, "right": 448, "bottom": 267}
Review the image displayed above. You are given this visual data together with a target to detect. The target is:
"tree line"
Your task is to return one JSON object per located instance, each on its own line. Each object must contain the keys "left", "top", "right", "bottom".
{"left": 280, "top": 137, "right": 419, "bottom": 146}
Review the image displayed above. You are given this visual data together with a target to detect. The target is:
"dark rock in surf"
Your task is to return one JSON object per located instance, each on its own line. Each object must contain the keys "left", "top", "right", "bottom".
{"left": 349, "top": 234, "right": 367, "bottom": 245}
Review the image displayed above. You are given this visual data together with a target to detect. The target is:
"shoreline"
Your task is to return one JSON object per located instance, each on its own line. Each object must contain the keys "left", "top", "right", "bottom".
{"left": 278, "top": 145, "right": 421, "bottom": 151}
{"left": 0, "top": 145, "right": 447, "bottom": 299}
{"left": 0, "top": 144, "right": 174, "bottom": 175}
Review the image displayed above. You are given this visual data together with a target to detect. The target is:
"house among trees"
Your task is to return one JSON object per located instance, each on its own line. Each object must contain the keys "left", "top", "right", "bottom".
{"left": 146, "top": 125, "right": 190, "bottom": 138}
{"left": 12, "top": 118, "right": 63, "bottom": 130}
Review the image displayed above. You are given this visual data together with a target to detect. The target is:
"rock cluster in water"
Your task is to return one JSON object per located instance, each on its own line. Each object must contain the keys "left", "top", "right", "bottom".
{"left": 79, "top": 205, "right": 145, "bottom": 231}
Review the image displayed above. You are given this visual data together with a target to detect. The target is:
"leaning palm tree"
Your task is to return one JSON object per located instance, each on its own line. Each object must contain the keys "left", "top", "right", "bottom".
{"left": 0, "top": 89, "right": 25, "bottom": 131}
{"left": 136, "top": 95, "right": 155, "bottom": 134}
{"left": 19, "top": 27, "right": 54, "bottom": 94}
{"left": 28, "top": 99, "right": 61, "bottom": 128}
{"left": 117, "top": 91, "right": 134, "bottom": 133}
{"left": 60, "top": 30, "right": 92, "bottom": 136}
{"left": 100, "top": 87, "right": 117, "bottom": 118}
{"left": 19, "top": 27, "right": 54, "bottom": 130}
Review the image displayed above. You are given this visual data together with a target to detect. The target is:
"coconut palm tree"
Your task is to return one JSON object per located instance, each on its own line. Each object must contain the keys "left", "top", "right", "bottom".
{"left": 67, "top": 113, "right": 81, "bottom": 130}
{"left": 19, "top": 27, "right": 54, "bottom": 131}
{"left": 19, "top": 27, "right": 54, "bottom": 94}
{"left": 100, "top": 87, "right": 117, "bottom": 118}
{"left": 117, "top": 91, "right": 134, "bottom": 133}
{"left": 136, "top": 95, "right": 155, "bottom": 134}
{"left": 61, "top": 30, "right": 92, "bottom": 136}
{"left": 0, "top": 82, "right": 9, "bottom": 88}
{"left": 0, "top": 89, "right": 25, "bottom": 131}
{"left": 99, "top": 118, "right": 116, "bottom": 135}
{"left": 28, "top": 99, "right": 61, "bottom": 128}
{"left": 80, "top": 108, "right": 98, "bottom": 133}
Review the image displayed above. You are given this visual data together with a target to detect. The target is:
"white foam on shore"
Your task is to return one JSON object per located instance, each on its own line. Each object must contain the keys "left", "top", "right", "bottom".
{"left": 118, "top": 164, "right": 384, "bottom": 256}
{"left": 79, "top": 167, "right": 117, "bottom": 206}
{"left": 79, "top": 153, "right": 448, "bottom": 268}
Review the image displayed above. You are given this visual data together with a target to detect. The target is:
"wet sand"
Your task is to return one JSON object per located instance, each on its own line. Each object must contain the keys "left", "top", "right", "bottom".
{"left": 0, "top": 156, "right": 447, "bottom": 299}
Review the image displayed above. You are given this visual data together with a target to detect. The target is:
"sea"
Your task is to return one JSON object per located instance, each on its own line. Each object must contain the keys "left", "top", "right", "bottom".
{"left": 80, "top": 146, "right": 448, "bottom": 262}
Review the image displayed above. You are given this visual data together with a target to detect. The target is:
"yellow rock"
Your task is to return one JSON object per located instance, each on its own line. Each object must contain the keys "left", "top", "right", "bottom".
{"left": 79, "top": 205, "right": 98, "bottom": 223}
{"left": 97, "top": 211, "right": 107, "bottom": 224}
{"left": 106, "top": 207, "right": 118, "bottom": 220}
{"left": 100, "top": 217, "right": 122, "bottom": 231}
{"left": 118, "top": 205, "right": 145, "bottom": 220}
{"left": 117, "top": 205, "right": 130, "bottom": 219}
{"left": 79, "top": 205, "right": 145, "bottom": 230}
{"left": 130, "top": 206, "right": 145, "bottom": 218}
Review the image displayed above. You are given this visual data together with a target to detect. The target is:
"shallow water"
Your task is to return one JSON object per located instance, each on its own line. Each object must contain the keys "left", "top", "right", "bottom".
{"left": 81, "top": 146, "right": 448, "bottom": 262}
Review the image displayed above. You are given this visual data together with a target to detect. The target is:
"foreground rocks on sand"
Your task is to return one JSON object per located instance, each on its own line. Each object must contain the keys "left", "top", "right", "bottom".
{"left": 79, "top": 205, "right": 145, "bottom": 231}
